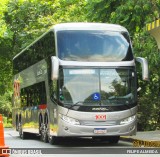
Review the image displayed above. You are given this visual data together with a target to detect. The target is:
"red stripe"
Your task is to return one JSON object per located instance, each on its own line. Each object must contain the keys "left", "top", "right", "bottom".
{"left": 38, "top": 104, "right": 47, "bottom": 109}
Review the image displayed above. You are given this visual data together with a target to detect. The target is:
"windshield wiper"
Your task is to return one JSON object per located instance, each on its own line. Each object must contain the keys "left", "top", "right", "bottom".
{"left": 108, "top": 95, "right": 133, "bottom": 109}
{"left": 108, "top": 93, "right": 133, "bottom": 100}
{"left": 68, "top": 101, "right": 84, "bottom": 110}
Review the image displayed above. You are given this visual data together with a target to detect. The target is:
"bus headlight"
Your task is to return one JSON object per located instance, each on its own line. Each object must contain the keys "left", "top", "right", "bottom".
{"left": 59, "top": 114, "right": 80, "bottom": 125}
{"left": 120, "top": 115, "right": 136, "bottom": 125}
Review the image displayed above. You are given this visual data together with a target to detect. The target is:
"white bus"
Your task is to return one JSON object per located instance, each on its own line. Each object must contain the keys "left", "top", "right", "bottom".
{"left": 12, "top": 23, "right": 149, "bottom": 144}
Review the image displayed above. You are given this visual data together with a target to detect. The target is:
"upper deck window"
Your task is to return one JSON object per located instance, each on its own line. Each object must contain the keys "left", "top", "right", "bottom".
{"left": 57, "top": 30, "right": 133, "bottom": 62}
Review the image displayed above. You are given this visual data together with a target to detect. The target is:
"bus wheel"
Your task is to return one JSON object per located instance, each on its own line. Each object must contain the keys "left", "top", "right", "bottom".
{"left": 16, "top": 116, "right": 19, "bottom": 131}
{"left": 18, "top": 120, "right": 29, "bottom": 139}
{"left": 40, "top": 122, "right": 49, "bottom": 143}
{"left": 19, "top": 121, "right": 22, "bottom": 138}
{"left": 18, "top": 117, "right": 23, "bottom": 138}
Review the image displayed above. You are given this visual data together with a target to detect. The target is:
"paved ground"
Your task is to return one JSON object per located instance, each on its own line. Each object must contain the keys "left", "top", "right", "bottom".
{"left": 2, "top": 128, "right": 134, "bottom": 157}
{"left": 4, "top": 128, "right": 133, "bottom": 148}
{"left": 1, "top": 128, "right": 160, "bottom": 157}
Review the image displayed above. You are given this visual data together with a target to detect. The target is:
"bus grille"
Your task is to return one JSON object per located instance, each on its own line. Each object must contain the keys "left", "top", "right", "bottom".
{"left": 80, "top": 121, "right": 117, "bottom": 126}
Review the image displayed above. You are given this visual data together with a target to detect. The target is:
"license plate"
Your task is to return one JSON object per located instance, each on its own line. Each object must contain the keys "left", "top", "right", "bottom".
{"left": 94, "top": 128, "right": 107, "bottom": 134}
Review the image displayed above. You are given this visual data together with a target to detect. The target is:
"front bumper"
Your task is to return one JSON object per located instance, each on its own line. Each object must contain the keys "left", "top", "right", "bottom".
{"left": 57, "top": 118, "right": 137, "bottom": 137}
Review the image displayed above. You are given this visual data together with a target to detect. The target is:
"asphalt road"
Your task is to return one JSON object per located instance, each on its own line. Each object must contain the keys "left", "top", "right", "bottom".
{"left": 4, "top": 128, "right": 133, "bottom": 148}
{"left": 3, "top": 128, "right": 159, "bottom": 157}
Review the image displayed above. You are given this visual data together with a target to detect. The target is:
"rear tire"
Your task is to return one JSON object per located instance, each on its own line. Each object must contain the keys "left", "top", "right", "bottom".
{"left": 18, "top": 120, "right": 29, "bottom": 139}
{"left": 16, "top": 116, "right": 19, "bottom": 131}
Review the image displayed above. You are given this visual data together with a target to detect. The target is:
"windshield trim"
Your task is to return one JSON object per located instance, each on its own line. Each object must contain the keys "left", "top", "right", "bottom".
{"left": 63, "top": 102, "right": 137, "bottom": 112}
{"left": 58, "top": 59, "right": 135, "bottom": 67}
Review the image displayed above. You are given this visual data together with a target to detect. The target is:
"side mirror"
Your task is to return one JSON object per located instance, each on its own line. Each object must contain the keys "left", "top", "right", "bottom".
{"left": 51, "top": 56, "right": 59, "bottom": 80}
{"left": 136, "top": 57, "right": 149, "bottom": 81}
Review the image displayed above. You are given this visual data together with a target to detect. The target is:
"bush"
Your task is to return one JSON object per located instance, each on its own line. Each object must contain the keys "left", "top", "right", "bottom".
{"left": 2, "top": 116, "right": 12, "bottom": 128}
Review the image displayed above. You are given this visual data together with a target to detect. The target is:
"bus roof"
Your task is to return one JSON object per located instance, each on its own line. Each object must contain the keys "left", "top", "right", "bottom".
{"left": 52, "top": 23, "right": 128, "bottom": 32}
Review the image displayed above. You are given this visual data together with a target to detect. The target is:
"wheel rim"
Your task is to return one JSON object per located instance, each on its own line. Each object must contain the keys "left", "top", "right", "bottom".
{"left": 18, "top": 122, "right": 23, "bottom": 138}
{"left": 40, "top": 123, "right": 49, "bottom": 143}
{"left": 16, "top": 119, "right": 19, "bottom": 131}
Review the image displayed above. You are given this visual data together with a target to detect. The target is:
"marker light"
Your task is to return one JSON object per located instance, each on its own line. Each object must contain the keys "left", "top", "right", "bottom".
{"left": 59, "top": 114, "right": 80, "bottom": 125}
{"left": 120, "top": 115, "right": 136, "bottom": 125}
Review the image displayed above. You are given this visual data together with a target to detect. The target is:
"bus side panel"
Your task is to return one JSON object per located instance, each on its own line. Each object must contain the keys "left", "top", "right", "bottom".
{"left": 13, "top": 59, "right": 48, "bottom": 134}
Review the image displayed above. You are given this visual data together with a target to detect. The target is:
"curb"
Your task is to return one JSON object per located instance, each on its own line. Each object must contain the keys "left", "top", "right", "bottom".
{"left": 120, "top": 136, "right": 160, "bottom": 147}
{"left": 120, "top": 136, "right": 135, "bottom": 143}
{"left": 120, "top": 136, "right": 160, "bottom": 143}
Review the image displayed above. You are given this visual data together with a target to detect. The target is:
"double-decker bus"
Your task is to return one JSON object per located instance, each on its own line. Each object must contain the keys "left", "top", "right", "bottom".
{"left": 12, "top": 23, "right": 149, "bottom": 144}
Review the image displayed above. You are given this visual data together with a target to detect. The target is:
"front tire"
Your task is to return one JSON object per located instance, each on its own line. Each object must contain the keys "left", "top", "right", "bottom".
{"left": 18, "top": 120, "right": 29, "bottom": 139}
{"left": 40, "top": 116, "right": 49, "bottom": 143}
{"left": 16, "top": 116, "right": 19, "bottom": 131}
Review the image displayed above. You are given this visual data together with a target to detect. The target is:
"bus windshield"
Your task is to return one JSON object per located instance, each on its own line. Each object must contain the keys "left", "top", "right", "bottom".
{"left": 59, "top": 68, "right": 137, "bottom": 107}
{"left": 57, "top": 30, "right": 133, "bottom": 62}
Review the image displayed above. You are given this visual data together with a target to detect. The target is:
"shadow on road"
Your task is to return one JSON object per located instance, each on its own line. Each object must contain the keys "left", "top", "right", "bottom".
{"left": 24, "top": 134, "right": 127, "bottom": 147}
{"left": 5, "top": 128, "right": 131, "bottom": 147}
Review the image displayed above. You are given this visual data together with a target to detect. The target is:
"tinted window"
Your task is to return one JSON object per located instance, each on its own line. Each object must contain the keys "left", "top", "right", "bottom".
{"left": 13, "top": 31, "right": 55, "bottom": 74}
{"left": 57, "top": 30, "right": 133, "bottom": 62}
{"left": 21, "top": 82, "right": 46, "bottom": 107}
